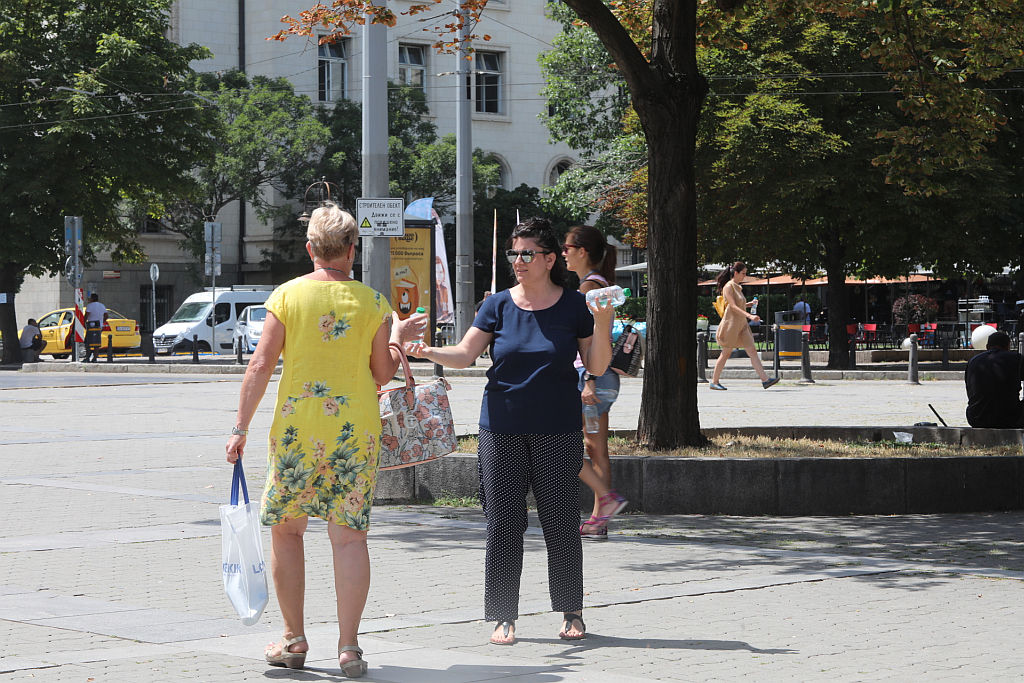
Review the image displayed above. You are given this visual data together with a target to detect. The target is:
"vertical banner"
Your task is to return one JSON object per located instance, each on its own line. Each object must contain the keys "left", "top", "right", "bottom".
{"left": 433, "top": 212, "right": 454, "bottom": 323}
{"left": 390, "top": 224, "right": 433, "bottom": 340}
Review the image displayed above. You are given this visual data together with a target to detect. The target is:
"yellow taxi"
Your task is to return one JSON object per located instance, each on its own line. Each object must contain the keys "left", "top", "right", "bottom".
{"left": 32, "top": 307, "right": 141, "bottom": 358}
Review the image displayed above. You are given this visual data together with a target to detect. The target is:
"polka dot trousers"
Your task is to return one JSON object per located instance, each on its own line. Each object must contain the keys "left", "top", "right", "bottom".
{"left": 477, "top": 429, "right": 584, "bottom": 622}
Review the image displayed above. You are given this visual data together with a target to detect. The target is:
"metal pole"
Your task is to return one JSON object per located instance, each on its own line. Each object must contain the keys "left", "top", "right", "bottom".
{"left": 696, "top": 332, "right": 708, "bottom": 383}
{"left": 848, "top": 336, "right": 857, "bottom": 371}
{"left": 907, "top": 333, "right": 920, "bottom": 384}
{"left": 1018, "top": 332, "right": 1024, "bottom": 353}
{"left": 799, "top": 331, "right": 815, "bottom": 384}
{"left": 454, "top": 10, "right": 475, "bottom": 340}
{"left": 106, "top": 335, "right": 113, "bottom": 363}
{"left": 360, "top": 8, "right": 391, "bottom": 299}
{"left": 150, "top": 279, "right": 156, "bottom": 340}
{"left": 941, "top": 337, "right": 950, "bottom": 370}
{"left": 772, "top": 324, "right": 780, "bottom": 377}
{"left": 236, "top": 337, "right": 244, "bottom": 365}
{"left": 211, "top": 272, "right": 216, "bottom": 358}
{"left": 192, "top": 334, "right": 200, "bottom": 364}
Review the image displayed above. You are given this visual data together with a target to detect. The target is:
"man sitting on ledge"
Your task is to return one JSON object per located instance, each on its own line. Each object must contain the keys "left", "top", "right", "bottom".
{"left": 965, "top": 331, "right": 1024, "bottom": 428}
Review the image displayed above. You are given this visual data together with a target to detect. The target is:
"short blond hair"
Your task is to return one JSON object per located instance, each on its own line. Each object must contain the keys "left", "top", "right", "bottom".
{"left": 306, "top": 203, "right": 357, "bottom": 260}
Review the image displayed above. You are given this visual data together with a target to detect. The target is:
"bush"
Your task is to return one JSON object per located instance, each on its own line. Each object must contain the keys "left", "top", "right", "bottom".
{"left": 892, "top": 295, "right": 938, "bottom": 324}
{"left": 619, "top": 296, "right": 647, "bottom": 321}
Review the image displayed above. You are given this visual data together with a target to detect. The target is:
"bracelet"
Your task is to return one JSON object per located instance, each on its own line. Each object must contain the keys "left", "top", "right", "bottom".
{"left": 231, "top": 426, "right": 248, "bottom": 436}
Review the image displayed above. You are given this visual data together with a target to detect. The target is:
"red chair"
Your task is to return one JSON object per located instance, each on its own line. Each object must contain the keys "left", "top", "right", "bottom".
{"left": 846, "top": 323, "right": 859, "bottom": 339}
{"left": 862, "top": 323, "right": 878, "bottom": 347}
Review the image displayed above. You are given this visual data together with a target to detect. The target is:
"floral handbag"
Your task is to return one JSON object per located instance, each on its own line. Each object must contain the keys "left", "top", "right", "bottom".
{"left": 378, "top": 343, "right": 457, "bottom": 470}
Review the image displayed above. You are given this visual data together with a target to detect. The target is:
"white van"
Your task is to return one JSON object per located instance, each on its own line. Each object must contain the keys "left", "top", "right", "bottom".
{"left": 153, "top": 286, "right": 274, "bottom": 354}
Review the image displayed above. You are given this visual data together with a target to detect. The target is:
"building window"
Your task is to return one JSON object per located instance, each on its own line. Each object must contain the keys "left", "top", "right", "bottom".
{"left": 398, "top": 44, "right": 426, "bottom": 92}
{"left": 139, "top": 217, "right": 165, "bottom": 234}
{"left": 318, "top": 39, "right": 348, "bottom": 102}
{"left": 473, "top": 51, "right": 503, "bottom": 114}
{"left": 548, "top": 159, "right": 572, "bottom": 187}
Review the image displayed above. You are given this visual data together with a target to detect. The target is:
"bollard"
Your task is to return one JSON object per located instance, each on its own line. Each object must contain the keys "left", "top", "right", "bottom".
{"left": 940, "top": 338, "right": 949, "bottom": 370}
{"left": 148, "top": 338, "right": 155, "bottom": 363}
{"left": 772, "top": 325, "right": 781, "bottom": 377}
{"left": 1019, "top": 332, "right": 1024, "bottom": 353}
{"left": 798, "top": 331, "right": 815, "bottom": 384}
{"left": 907, "top": 333, "right": 920, "bottom": 384}
{"left": 192, "top": 334, "right": 200, "bottom": 364}
{"left": 106, "top": 334, "right": 113, "bottom": 363}
{"left": 236, "top": 339, "right": 244, "bottom": 365}
{"left": 696, "top": 332, "right": 708, "bottom": 383}
{"left": 848, "top": 337, "right": 857, "bottom": 370}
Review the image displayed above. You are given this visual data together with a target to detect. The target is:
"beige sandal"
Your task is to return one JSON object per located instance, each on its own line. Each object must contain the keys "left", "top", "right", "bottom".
{"left": 339, "top": 644, "right": 368, "bottom": 678}
{"left": 265, "top": 634, "right": 307, "bottom": 669}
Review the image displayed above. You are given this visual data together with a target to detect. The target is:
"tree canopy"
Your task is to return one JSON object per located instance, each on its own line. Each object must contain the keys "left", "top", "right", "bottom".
{"left": 0, "top": 0, "right": 215, "bottom": 362}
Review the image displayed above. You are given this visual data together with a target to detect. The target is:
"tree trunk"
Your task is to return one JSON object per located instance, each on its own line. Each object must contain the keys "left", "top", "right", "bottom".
{"left": 823, "top": 233, "right": 850, "bottom": 369}
{"left": 562, "top": 0, "right": 708, "bottom": 448}
{"left": 634, "top": 91, "right": 708, "bottom": 449}
{"left": 0, "top": 263, "right": 25, "bottom": 365}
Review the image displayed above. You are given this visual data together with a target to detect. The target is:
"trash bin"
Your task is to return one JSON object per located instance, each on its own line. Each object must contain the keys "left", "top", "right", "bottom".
{"left": 775, "top": 310, "right": 803, "bottom": 359}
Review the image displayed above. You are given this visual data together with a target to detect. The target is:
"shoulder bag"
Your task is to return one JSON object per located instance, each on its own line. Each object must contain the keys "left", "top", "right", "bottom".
{"left": 378, "top": 343, "right": 457, "bottom": 470}
{"left": 609, "top": 324, "right": 644, "bottom": 377}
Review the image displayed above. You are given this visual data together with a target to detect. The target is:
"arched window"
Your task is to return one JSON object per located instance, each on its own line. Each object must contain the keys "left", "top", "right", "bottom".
{"left": 547, "top": 158, "right": 573, "bottom": 187}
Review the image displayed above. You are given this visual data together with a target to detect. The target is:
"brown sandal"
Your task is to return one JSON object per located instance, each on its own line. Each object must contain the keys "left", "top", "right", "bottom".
{"left": 339, "top": 644, "right": 368, "bottom": 678}
{"left": 265, "top": 634, "right": 307, "bottom": 669}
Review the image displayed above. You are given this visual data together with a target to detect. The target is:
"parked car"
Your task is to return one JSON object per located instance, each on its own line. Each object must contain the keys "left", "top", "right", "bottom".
{"left": 153, "top": 286, "right": 273, "bottom": 355}
{"left": 233, "top": 305, "right": 267, "bottom": 355}
{"left": 31, "top": 308, "right": 141, "bottom": 358}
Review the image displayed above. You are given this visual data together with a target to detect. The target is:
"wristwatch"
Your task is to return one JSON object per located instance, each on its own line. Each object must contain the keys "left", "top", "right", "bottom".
{"left": 582, "top": 372, "right": 596, "bottom": 382}
{"left": 231, "top": 427, "right": 248, "bottom": 436}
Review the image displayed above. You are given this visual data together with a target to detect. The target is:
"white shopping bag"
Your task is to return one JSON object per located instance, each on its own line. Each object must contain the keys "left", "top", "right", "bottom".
{"left": 220, "top": 460, "right": 269, "bottom": 625}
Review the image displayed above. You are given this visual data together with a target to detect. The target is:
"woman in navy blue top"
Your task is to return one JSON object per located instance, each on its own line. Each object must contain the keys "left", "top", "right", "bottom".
{"left": 406, "top": 217, "right": 613, "bottom": 645}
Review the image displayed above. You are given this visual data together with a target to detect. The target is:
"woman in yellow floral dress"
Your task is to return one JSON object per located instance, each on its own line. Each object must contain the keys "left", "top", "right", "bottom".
{"left": 225, "top": 203, "right": 424, "bottom": 677}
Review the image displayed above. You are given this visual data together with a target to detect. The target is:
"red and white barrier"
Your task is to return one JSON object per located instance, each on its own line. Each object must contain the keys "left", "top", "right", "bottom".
{"left": 74, "top": 288, "right": 86, "bottom": 343}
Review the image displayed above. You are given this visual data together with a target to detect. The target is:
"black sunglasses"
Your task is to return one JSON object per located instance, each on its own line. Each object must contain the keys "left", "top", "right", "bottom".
{"left": 506, "top": 249, "right": 552, "bottom": 264}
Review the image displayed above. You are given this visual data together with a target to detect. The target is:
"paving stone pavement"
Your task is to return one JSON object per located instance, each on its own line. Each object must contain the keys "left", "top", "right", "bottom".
{"left": 1, "top": 371, "right": 1020, "bottom": 681}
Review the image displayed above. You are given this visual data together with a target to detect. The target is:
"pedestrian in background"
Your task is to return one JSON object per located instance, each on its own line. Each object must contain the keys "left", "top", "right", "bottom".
{"left": 710, "top": 262, "right": 779, "bottom": 391}
{"left": 19, "top": 318, "right": 43, "bottom": 363}
{"left": 562, "top": 225, "right": 628, "bottom": 541}
{"left": 83, "top": 293, "right": 107, "bottom": 362}
{"left": 965, "top": 331, "right": 1024, "bottom": 428}
{"left": 225, "top": 203, "right": 424, "bottom": 677}
{"left": 405, "top": 217, "right": 614, "bottom": 646}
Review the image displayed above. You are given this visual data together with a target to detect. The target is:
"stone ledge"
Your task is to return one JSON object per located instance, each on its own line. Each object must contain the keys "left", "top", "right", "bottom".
{"left": 378, "top": 441, "right": 1024, "bottom": 515}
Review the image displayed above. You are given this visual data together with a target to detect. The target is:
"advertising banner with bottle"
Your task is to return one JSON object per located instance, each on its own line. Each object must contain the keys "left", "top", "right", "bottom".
{"left": 390, "top": 224, "right": 433, "bottom": 343}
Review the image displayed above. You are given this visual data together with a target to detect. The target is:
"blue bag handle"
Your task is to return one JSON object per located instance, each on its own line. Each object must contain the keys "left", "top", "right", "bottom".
{"left": 230, "top": 459, "right": 250, "bottom": 506}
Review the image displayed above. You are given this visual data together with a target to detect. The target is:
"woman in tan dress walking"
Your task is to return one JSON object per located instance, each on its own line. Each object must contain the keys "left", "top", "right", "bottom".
{"left": 710, "top": 261, "right": 779, "bottom": 390}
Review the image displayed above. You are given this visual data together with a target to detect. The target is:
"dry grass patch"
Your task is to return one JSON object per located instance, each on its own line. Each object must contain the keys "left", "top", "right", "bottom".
{"left": 456, "top": 434, "right": 1020, "bottom": 459}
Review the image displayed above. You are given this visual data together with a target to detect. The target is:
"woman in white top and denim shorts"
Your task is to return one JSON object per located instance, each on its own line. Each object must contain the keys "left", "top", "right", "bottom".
{"left": 562, "top": 225, "right": 628, "bottom": 540}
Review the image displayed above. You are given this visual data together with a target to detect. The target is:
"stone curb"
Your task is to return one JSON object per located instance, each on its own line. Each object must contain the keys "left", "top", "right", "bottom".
{"left": 378, "top": 451, "right": 1024, "bottom": 515}
{"left": 379, "top": 424, "right": 1024, "bottom": 515}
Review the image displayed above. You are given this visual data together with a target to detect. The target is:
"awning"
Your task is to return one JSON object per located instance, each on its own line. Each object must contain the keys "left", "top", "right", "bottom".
{"left": 743, "top": 274, "right": 805, "bottom": 286}
{"left": 802, "top": 274, "right": 936, "bottom": 286}
{"left": 616, "top": 261, "right": 648, "bottom": 272}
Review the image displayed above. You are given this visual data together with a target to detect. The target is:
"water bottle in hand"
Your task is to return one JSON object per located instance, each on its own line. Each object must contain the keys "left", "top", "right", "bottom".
{"left": 413, "top": 307, "right": 426, "bottom": 342}
{"left": 585, "top": 286, "right": 631, "bottom": 309}
{"left": 750, "top": 297, "right": 758, "bottom": 316}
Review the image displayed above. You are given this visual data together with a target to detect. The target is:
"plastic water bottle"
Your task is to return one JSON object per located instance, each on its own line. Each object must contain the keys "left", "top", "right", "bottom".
{"left": 750, "top": 297, "right": 759, "bottom": 316}
{"left": 586, "top": 286, "right": 631, "bottom": 308}
{"left": 413, "top": 307, "right": 426, "bottom": 343}
{"left": 582, "top": 388, "right": 618, "bottom": 433}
